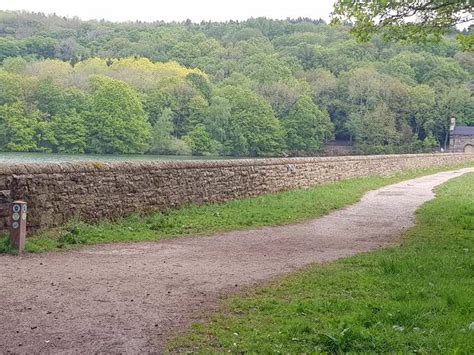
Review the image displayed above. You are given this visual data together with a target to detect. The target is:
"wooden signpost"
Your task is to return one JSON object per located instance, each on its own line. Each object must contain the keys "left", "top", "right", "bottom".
{"left": 10, "top": 200, "right": 27, "bottom": 253}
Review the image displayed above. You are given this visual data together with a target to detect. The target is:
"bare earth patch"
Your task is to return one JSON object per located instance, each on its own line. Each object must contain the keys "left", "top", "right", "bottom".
{"left": 1, "top": 168, "right": 472, "bottom": 353}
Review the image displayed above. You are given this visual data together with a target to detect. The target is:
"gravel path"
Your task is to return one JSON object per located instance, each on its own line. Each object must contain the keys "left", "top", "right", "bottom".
{"left": 1, "top": 168, "right": 472, "bottom": 354}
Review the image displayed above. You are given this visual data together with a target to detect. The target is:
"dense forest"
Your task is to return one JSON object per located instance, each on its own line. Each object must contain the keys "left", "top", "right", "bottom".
{"left": 0, "top": 11, "right": 472, "bottom": 156}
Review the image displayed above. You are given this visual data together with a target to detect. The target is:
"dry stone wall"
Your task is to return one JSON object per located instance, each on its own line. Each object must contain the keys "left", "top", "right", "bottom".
{"left": 450, "top": 135, "right": 474, "bottom": 153}
{"left": 0, "top": 153, "right": 473, "bottom": 235}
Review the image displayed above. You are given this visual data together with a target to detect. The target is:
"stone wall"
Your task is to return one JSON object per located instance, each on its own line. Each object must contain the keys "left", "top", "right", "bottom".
{"left": 450, "top": 134, "right": 474, "bottom": 153}
{"left": 0, "top": 153, "right": 473, "bottom": 235}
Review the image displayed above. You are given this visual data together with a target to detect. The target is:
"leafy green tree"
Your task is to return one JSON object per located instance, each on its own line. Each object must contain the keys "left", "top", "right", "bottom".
{"left": 85, "top": 75, "right": 151, "bottom": 154}
{"left": 333, "top": 0, "right": 473, "bottom": 49}
{"left": 2, "top": 57, "right": 27, "bottom": 74}
{"left": 219, "top": 85, "right": 285, "bottom": 156}
{"left": 35, "top": 120, "right": 57, "bottom": 152}
{"left": 408, "top": 85, "right": 436, "bottom": 137}
{"left": 0, "top": 71, "right": 24, "bottom": 105}
{"left": 149, "top": 108, "right": 191, "bottom": 155}
{"left": 169, "top": 82, "right": 201, "bottom": 138}
{"left": 50, "top": 112, "right": 87, "bottom": 153}
{"left": 186, "top": 72, "right": 212, "bottom": 101}
{"left": 0, "top": 102, "right": 39, "bottom": 152}
{"left": 0, "top": 38, "right": 24, "bottom": 61}
{"left": 143, "top": 88, "right": 177, "bottom": 126}
{"left": 282, "top": 96, "right": 334, "bottom": 154}
{"left": 184, "top": 95, "right": 209, "bottom": 133}
{"left": 347, "top": 104, "right": 403, "bottom": 153}
{"left": 203, "top": 96, "right": 232, "bottom": 144}
{"left": 24, "top": 36, "right": 57, "bottom": 58}
{"left": 150, "top": 108, "right": 175, "bottom": 154}
{"left": 422, "top": 133, "right": 438, "bottom": 150}
{"left": 33, "top": 78, "right": 68, "bottom": 119}
{"left": 183, "top": 124, "right": 220, "bottom": 155}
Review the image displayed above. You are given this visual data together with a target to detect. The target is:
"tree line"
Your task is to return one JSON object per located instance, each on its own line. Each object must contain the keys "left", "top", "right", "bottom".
{"left": 0, "top": 12, "right": 472, "bottom": 156}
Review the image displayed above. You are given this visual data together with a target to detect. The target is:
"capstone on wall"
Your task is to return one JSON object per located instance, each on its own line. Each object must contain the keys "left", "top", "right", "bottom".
{"left": 0, "top": 153, "right": 473, "bottom": 235}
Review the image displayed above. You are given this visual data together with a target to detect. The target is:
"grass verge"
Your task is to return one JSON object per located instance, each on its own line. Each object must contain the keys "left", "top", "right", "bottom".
{"left": 168, "top": 172, "right": 474, "bottom": 353}
{"left": 0, "top": 162, "right": 472, "bottom": 253}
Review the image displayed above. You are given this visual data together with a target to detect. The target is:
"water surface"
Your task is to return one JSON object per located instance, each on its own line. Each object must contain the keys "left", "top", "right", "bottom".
{"left": 0, "top": 152, "right": 226, "bottom": 164}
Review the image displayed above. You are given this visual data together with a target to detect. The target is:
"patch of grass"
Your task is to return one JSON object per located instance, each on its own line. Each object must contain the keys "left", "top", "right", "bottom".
{"left": 169, "top": 173, "right": 474, "bottom": 353}
{"left": 0, "top": 162, "right": 472, "bottom": 253}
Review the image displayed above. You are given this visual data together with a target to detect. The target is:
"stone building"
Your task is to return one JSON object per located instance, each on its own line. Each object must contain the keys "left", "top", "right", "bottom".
{"left": 449, "top": 118, "right": 474, "bottom": 153}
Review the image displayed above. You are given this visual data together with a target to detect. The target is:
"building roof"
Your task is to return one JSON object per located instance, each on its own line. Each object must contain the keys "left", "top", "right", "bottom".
{"left": 453, "top": 126, "right": 474, "bottom": 136}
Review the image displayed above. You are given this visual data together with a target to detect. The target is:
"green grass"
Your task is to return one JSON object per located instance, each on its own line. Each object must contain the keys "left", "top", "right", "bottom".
{"left": 168, "top": 173, "right": 474, "bottom": 354}
{"left": 0, "top": 162, "right": 472, "bottom": 253}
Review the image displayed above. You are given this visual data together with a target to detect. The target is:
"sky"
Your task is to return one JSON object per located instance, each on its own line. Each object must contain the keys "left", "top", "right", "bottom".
{"left": 2, "top": 0, "right": 336, "bottom": 23}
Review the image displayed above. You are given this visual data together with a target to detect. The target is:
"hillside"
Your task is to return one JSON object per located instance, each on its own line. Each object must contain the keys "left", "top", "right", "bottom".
{"left": 0, "top": 11, "right": 472, "bottom": 156}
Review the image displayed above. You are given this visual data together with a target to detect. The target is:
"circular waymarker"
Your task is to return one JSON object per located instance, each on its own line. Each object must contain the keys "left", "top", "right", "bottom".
{"left": 22, "top": 205, "right": 27, "bottom": 213}
{"left": 22, "top": 213, "right": 26, "bottom": 221}
{"left": 12, "top": 205, "right": 21, "bottom": 213}
{"left": 12, "top": 222, "right": 19, "bottom": 229}
{"left": 12, "top": 212, "right": 20, "bottom": 221}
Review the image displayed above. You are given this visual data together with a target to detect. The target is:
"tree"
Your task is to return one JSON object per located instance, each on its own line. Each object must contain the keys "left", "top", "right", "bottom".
{"left": 184, "top": 95, "right": 209, "bottom": 133}
{"left": 50, "top": 112, "right": 87, "bottom": 153}
{"left": 186, "top": 72, "right": 212, "bottom": 101}
{"left": 0, "top": 102, "right": 39, "bottom": 152}
{"left": 183, "top": 124, "right": 220, "bottom": 155}
{"left": 149, "top": 108, "right": 191, "bottom": 155}
{"left": 219, "top": 85, "right": 285, "bottom": 156}
{"left": 150, "top": 108, "right": 175, "bottom": 154}
{"left": 33, "top": 78, "right": 68, "bottom": 119}
{"left": 85, "top": 75, "right": 151, "bottom": 154}
{"left": 332, "top": 0, "right": 473, "bottom": 49}
{"left": 2, "top": 57, "right": 27, "bottom": 74}
{"left": 282, "top": 96, "right": 334, "bottom": 154}
{"left": 407, "top": 85, "right": 436, "bottom": 138}
{"left": 346, "top": 104, "right": 404, "bottom": 153}
{"left": 433, "top": 85, "right": 474, "bottom": 149}
{"left": 0, "top": 71, "right": 24, "bottom": 105}
{"left": 0, "top": 14, "right": 472, "bottom": 157}
{"left": 422, "top": 133, "right": 438, "bottom": 150}
{"left": 0, "top": 38, "right": 24, "bottom": 61}
{"left": 203, "top": 96, "right": 232, "bottom": 144}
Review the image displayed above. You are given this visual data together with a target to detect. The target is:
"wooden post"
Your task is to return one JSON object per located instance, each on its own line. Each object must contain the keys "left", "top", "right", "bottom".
{"left": 10, "top": 200, "right": 27, "bottom": 253}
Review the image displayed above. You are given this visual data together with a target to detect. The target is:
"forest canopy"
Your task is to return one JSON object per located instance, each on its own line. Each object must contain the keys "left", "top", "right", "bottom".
{"left": 0, "top": 11, "right": 472, "bottom": 156}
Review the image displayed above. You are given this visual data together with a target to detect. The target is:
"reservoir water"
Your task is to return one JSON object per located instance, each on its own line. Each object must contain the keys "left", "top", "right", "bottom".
{"left": 0, "top": 152, "right": 226, "bottom": 164}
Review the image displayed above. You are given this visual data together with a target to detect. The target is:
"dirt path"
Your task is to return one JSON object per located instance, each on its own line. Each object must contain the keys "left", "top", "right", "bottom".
{"left": 1, "top": 168, "right": 473, "bottom": 354}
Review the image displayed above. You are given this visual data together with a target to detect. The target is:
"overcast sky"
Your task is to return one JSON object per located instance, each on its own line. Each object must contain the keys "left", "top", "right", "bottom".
{"left": 2, "top": 0, "right": 336, "bottom": 23}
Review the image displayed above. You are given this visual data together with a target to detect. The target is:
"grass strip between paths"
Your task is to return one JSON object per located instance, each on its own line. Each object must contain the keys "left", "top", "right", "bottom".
{"left": 0, "top": 162, "right": 473, "bottom": 253}
{"left": 168, "top": 172, "right": 474, "bottom": 353}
